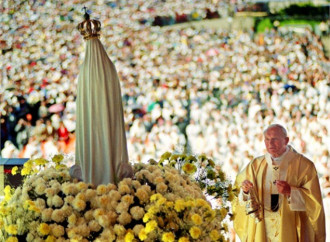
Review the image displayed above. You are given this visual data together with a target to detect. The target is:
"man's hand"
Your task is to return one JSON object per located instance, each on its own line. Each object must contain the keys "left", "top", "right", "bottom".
{"left": 242, "top": 180, "right": 253, "bottom": 194}
{"left": 276, "top": 180, "right": 291, "bottom": 196}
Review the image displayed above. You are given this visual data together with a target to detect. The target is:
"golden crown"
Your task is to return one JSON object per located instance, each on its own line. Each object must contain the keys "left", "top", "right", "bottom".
{"left": 77, "top": 8, "right": 101, "bottom": 40}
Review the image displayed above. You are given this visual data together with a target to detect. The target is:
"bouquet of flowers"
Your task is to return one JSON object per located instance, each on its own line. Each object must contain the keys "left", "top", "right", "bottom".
{"left": 0, "top": 153, "right": 233, "bottom": 242}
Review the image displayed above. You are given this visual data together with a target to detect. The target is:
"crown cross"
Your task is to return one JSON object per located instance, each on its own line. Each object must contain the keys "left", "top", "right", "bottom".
{"left": 77, "top": 7, "right": 101, "bottom": 40}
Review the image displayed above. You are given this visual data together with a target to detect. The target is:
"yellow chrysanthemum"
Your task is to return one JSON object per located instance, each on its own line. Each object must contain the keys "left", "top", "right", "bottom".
{"left": 195, "top": 198, "right": 209, "bottom": 207}
{"left": 189, "top": 226, "right": 201, "bottom": 239}
{"left": 185, "top": 155, "right": 197, "bottom": 163}
{"left": 210, "top": 229, "right": 220, "bottom": 241}
{"left": 21, "top": 167, "right": 31, "bottom": 176}
{"left": 208, "top": 159, "right": 215, "bottom": 167}
{"left": 29, "top": 205, "right": 41, "bottom": 213}
{"left": 143, "top": 212, "right": 151, "bottom": 223}
{"left": 150, "top": 193, "right": 163, "bottom": 202}
{"left": 11, "top": 166, "right": 18, "bottom": 175}
{"left": 169, "top": 154, "right": 180, "bottom": 161}
{"left": 184, "top": 200, "right": 194, "bottom": 208}
{"left": 4, "top": 185, "right": 12, "bottom": 201}
{"left": 156, "top": 197, "right": 166, "bottom": 206}
{"left": 204, "top": 209, "right": 216, "bottom": 220}
{"left": 124, "top": 230, "right": 135, "bottom": 242}
{"left": 147, "top": 205, "right": 158, "bottom": 215}
{"left": 52, "top": 154, "right": 64, "bottom": 164}
{"left": 24, "top": 160, "right": 33, "bottom": 168}
{"left": 145, "top": 220, "right": 157, "bottom": 233}
{"left": 160, "top": 152, "right": 172, "bottom": 161}
{"left": 23, "top": 200, "right": 35, "bottom": 209}
{"left": 191, "top": 214, "right": 202, "bottom": 225}
{"left": 45, "top": 235, "right": 56, "bottom": 242}
{"left": 174, "top": 199, "right": 185, "bottom": 212}
{"left": 165, "top": 201, "right": 174, "bottom": 208}
{"left": 228, "top": 191, "right": 235, "bottom": 201}
{"left": 0, "top": 207, "right": 7, "bottom": 215}
{"left": 5, "top": 237, "right": 18, "bottom": 242}
{"left": 138, "top": 228, "right": 147, "bottom": 241}
{"left": 38, "top": 223, "right": 51, "bottom": 236}
{"left": 178, "top": 237, "right": 190, "bottom": 242}
{"left": 34, "top": 158, "right": 48, "bottom": 166}
{"left": 182, "top": 163, "right": 197, "bottom": 175}
{"left": 4, "top": 185, "right": 11, "bottom": 195}
{"left": 162, "top": 232, "right": 175, "bottom": 242}
{"left": 5, "top": 224, "right": 18, "bottom": 235}
{"left": 220, "top": 207, "right": 228, "bottom": 219}
{"left": 55, "top": 164, "right": 67, "bottom": 170}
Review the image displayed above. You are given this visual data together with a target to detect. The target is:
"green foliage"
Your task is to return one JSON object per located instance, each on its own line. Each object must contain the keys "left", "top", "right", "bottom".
{"left": 256, "top": 18, "right": 322, "bottom": 33}
{"left": 256, "top": 18, "right": 273, "bottom": 33}
{"left": 278, "top": 4, "right": 329, "bottom": 18}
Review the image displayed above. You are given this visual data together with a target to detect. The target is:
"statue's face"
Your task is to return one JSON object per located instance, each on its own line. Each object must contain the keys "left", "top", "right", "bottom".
{"left": 264, "top": 127, "right": 289, "bottom": 158}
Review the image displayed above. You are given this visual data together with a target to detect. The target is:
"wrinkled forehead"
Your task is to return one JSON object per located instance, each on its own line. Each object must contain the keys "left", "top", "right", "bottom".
{"left": 264, "top": 127, "right": 287, "bottom": 138}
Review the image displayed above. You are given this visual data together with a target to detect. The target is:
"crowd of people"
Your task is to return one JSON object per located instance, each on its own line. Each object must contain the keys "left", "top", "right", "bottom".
{"left": 1, "top": 0, "right": 329, "bottom": 202}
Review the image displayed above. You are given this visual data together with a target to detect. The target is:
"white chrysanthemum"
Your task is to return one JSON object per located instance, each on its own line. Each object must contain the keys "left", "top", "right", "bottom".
{"left": 68, "top": 213, "right": 77, "bottom": 226}
{"left": 93, "top": 208, "right": 106, "bottom": 219}
{"left": 115, "top": 201, "right": 130, "bottom": 214}
{"left": 76, "top": 224, "right": 90, "bottom": 237}
{"left": 33, "top": 177, "right": 45, "bottom": 187}
{"left": 99, "top": 228, "right": 116, "bottom": 241}
{"left": 98, "top": 214, "right": 110, "bottom": 228}
{"left": 117, "top": 211, "right": 132, "bottom": 225}
{"left": 156, "top": 182, "right": 168, "bottom": 193}
{"left": 52, "top": 195, "right": 64, "bottom": 207}
{"left": 121, "top": 194, "right": 134, "bottom": 205}
{"left": 35, "top": 198, "right": 46, "bottom": 210}
{"left": 26, "top": 232, "right": 35, "bottom": 242}
{"left": 130, "top": 206, "right": 145, "bottom": 220}
{"left": 113, "top": 224, "right": 126, "bottom": 236}
{"left": 62, "top": 183, "right": 78, "bottom": 196}
{"left": 76, "top": 182, "right": 88, "bottom": 191}
{"left": 88, "top": 220, "right": 101, "bottom": 232}
{"left": 64, "top": 195, "right": 74, "bottom": 204}
{"left": 135, "top": 188, "right": 149, "bottom": 204}
{"left": 51, "top": 209, "right": 65, "bottom": 223}
{"left": 50, "top": 224, "right": 65, "bottom": 237}
{"left": 84, "top": 210, "right": 94, "bottom": 221}
{"left": 121, "top": 178, "right": 132, "bottom": 186}
{"left": 154, "top": 176, "right": 165, "bottom": 184}
{"left": 22, "top": 185, "right": 32, "bottom": 195}
{"left": 90, "top": 196, "right": 99, "bottom": 209}
{"left": 96, "top": 184, "right": 108, "bottom": 195}
{"left": 35, "top": 183, "right": 47, "bottom": 195}
{"left": 85, "top": 189, "right": 97, "bottom": 200}
{"left": 76, "top": 192, "right": 86, "bottom": 201}
{"left": 132, "top": 180, "right": 141, "bottom": 190}
{"left": 106, "top": 183, "right": 117, "bottom": 191}
{"left": 41, "top": 208, "right": 53, "bottom": 222}
{"left": 98, "top": 195, "right": 111, "bottom": 208}
{"left": 73, "top": 198, "right": 86, "bottom": 211}
{"left": 133, "top": 224, "right": 144, "bottom": 236}
{"left": 109, "top": 190, "right": 121, "bottom": 201}
{"left": 61, "top": 204, "right": 73, "bottom": 217}
{"left": 118, "top": 184, "right": 131, "bottom": 195}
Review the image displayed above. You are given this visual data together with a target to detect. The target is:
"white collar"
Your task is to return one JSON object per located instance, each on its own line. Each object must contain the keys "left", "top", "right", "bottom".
{"left": 271, "top": 146, "right": 289, "bottom": 165}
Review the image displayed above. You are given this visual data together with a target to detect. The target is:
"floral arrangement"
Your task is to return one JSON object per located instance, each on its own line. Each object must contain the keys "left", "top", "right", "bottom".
{"left": 0, "top": 153, "right": 233, "bottom": 242}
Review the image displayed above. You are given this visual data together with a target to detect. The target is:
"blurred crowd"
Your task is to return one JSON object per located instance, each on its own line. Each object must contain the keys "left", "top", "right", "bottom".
{"left": 0, "top": 0, "right": 329, "bottom": 201}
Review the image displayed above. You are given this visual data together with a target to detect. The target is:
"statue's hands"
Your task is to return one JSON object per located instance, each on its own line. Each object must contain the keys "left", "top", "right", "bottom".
{"left": 242, "top": 180, "right": 253, "bottom": 194}
{"left": 276, "top": 180, "right": 291, "bottom": 196}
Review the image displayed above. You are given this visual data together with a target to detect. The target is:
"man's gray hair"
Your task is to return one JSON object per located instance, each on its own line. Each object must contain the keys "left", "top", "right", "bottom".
{"left": 263, "top": 124, "right": 288, "bottom": 137}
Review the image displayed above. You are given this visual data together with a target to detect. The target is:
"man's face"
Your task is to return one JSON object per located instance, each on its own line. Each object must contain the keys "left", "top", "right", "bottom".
{"left": 264, "top": 127, "right": 289, "bottom": 158}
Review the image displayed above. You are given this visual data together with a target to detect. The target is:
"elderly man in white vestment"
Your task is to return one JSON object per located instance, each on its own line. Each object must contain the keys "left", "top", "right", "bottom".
{"left": 233, "top": 124, "right": 325, "bottom": 242}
